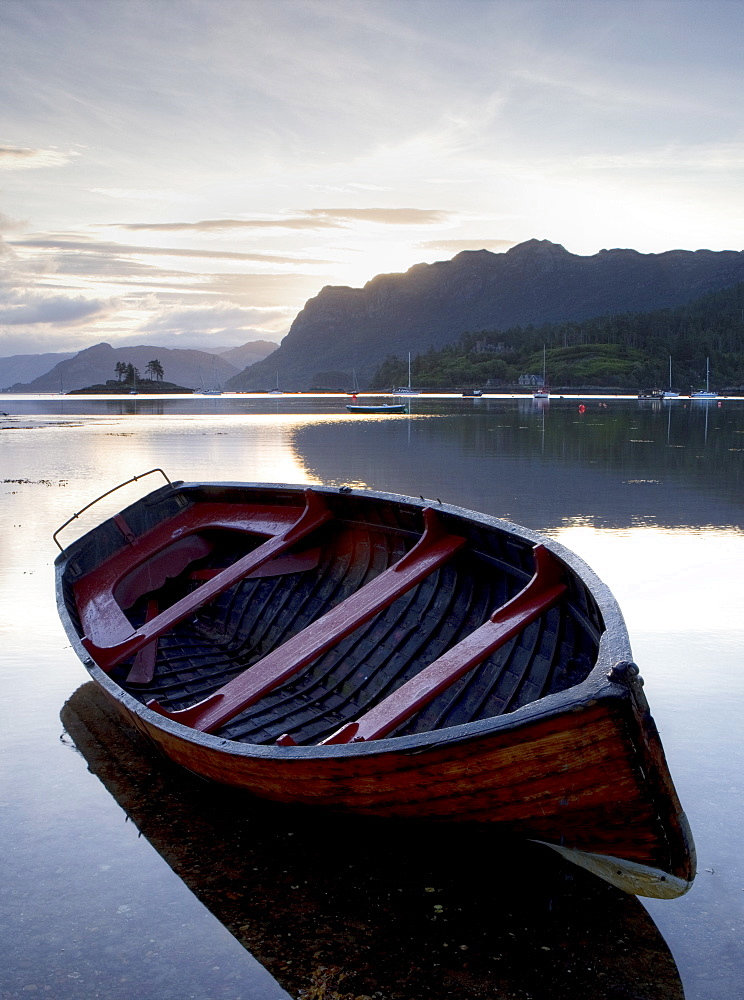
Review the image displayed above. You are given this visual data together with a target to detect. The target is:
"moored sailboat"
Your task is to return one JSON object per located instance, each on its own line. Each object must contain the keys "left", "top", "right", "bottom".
{"left": 200, "top": 357, "right": 223, "bottom": 394}
{"left": 662, "top": 356, "right": 679, "bottom": 398}
{"left": 395, "top": 353, "right": 419, "bottom": 395}
{"left": 533, "top": 346, "right": 550, "bottom": 399}
{"left": 690, "top": 357, "right": 717, "bottom": 399}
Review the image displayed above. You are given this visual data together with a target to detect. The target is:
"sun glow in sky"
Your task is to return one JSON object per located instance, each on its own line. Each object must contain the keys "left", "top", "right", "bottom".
{"left": 1, "top": 0, "right": 743, "bottom": 356}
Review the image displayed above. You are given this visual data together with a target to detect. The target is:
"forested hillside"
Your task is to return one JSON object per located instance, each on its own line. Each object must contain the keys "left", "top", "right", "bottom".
{"left": 370, "top": 282, "right": 744, "bottom": 391}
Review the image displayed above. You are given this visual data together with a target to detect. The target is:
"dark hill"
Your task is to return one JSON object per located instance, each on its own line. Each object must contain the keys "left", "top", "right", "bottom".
{"left": 11, "top": 342, "right": 240, "bottom": 393}
{"left": 227, "top": 239, "right": 744, "bottom": 391}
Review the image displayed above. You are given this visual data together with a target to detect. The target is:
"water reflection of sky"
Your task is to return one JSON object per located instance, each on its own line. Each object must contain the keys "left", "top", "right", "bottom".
{"left": 3, "top": 397, "right": 744, "bottom": 999}
{"left": 551, "top": 525, "right": 744, "bottom": 636}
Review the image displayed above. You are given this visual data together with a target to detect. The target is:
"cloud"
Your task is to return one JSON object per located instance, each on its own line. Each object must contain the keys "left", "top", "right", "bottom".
{"left": 418, "top": 238, "right": 516, "bottom": 254}
{"left": 572, "top": 142, "right": 744, "bottom": 172}
{"left": 144, "top": 303, "right": 290, "bottom": 335}
{"left": 115, "top": 207, "right": 450, "bottom": 232}
{"left": 0, "top": 214, "right": 27, "bottom": 234}
{"left": 11, "top": 236, "right": 332, "bottom": 265}
{"left": 511, "top": 62, "right": 716, "bottom": 118}
{"left": 305, "top": 207, "right": 450, "bottom": 225}
{"left": 90, "top": 187, "right": 196, "bottom": 203}
{"left": 0, "top": 145, "right": 76, "bottom": 170}
{"left": 202, "top": 272, "right": 334, "bottom": 306}
{"left": 6, "top": 236, "right": 331, "bottom": 310}
{"left": 4, "top": 234, "right": 334, "bottom": 315}
{"left": 0, "top": 294, "right": 107, "bottom": 326}
{"left": 308, "top": 182, "right": 390, "bottom": 193}
{"left": 132, "top": 302, "right": 291, "bottom": 349}
{"left": 118, "top": 217, "right": 345, "bottom": 233}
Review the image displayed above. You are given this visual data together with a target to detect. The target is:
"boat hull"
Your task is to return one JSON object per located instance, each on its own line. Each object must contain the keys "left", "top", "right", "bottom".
{"left": 55, "top": 481, "right": 695, "bottom": 897}
{"left": 346, "top": 403, "right": 407, "bottom": 413}
{"left": 94, "top": 664, "right": 692, "bottom": 897}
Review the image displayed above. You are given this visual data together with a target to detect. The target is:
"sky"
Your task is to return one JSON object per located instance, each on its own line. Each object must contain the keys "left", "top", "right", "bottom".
{"left": 1, "top": 0, "right": 743, "bottom": 357}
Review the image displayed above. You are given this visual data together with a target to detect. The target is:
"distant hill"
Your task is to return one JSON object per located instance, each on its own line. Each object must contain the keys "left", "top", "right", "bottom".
{"left": 226, "top": 239, "right": 744, "bottom": 391}
{"left": 8, "top": 342, "right": 246, "bottom": 392}
{"left": 0, "top": 351, "right": 76, "bottom": 389}
{"left": 218, "top": 341, "right": 278, "bottom": 368}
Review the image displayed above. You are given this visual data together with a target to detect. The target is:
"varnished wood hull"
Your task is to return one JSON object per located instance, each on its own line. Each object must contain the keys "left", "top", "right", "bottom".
{"left": 61, "top": 680, "right": 686, "bottom": 1000}
{"left": 55, "top": 480, "right": 695, "bottom": 897}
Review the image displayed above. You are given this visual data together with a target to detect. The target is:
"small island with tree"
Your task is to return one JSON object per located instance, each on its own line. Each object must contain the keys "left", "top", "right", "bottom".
{"left": 67, "top": 359, "right": 193, "bottom": 394}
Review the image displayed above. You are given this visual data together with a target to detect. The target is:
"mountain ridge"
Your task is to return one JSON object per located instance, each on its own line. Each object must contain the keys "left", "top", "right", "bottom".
{"left": 227, "top": 239, "right": 744, "bottom": 390}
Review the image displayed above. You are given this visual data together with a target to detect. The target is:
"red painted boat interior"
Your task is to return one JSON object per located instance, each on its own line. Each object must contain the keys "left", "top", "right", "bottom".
{"left": 75, "top": 490, "right": 333, "bottom": 669}
{"left": 65, "top": 485, "right": 601, "bottom": 748}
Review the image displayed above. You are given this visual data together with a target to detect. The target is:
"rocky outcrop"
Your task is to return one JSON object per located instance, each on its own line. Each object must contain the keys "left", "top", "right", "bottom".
{"left": 227, "top": 239, "right": 744, "bottom": 390}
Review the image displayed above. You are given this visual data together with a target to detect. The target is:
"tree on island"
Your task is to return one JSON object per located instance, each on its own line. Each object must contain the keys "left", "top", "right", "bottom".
{"left": 124, "top": 363, "right": 140, "bottom": 386}
{"left": 114, "top": 361, "right": 128, "bottom": 382}
{"left": 145, "top": 359, "right": 165, "bottom": 381}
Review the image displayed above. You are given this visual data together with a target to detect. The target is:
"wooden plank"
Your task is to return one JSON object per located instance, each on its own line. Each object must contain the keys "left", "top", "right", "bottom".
{"left": 124, "top": 598, "right": 160, "bottom": 684}
{"left": 146, "top": 508, "right": 466, "bottom": 732}
{"left": 317, "top": 545, "right": 567, "bottom": 745}
{"left": 80, "top": 490, "right": 333, "bottom": 670}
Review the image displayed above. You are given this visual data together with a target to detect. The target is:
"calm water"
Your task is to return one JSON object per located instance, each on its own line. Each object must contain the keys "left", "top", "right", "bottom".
{"left": 1, "top": 393, "right": 742, "bottom": 1000}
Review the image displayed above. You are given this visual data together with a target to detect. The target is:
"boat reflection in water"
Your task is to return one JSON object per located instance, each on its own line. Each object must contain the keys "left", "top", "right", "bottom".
{"left": 62, "top": 682, "right": 684, "bottom": 1000}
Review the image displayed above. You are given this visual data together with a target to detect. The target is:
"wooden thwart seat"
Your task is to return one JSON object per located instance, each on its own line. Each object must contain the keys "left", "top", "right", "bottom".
{"left": 125, "top": 597, "right": 161, "bottom": 684}
{"left": 146, "top": 508, "right": 467, "bottom": 732}
{"left": 310, "top": 544, "right": 567, "bottom": 745}
{"left": 78, "top": 489, "right": 333, "bottom": 670}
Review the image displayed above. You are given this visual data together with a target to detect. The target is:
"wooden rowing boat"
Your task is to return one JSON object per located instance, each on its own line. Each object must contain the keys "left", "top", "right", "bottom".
{"left": 54, "top": 471, "right": 695, "bottom": 898}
